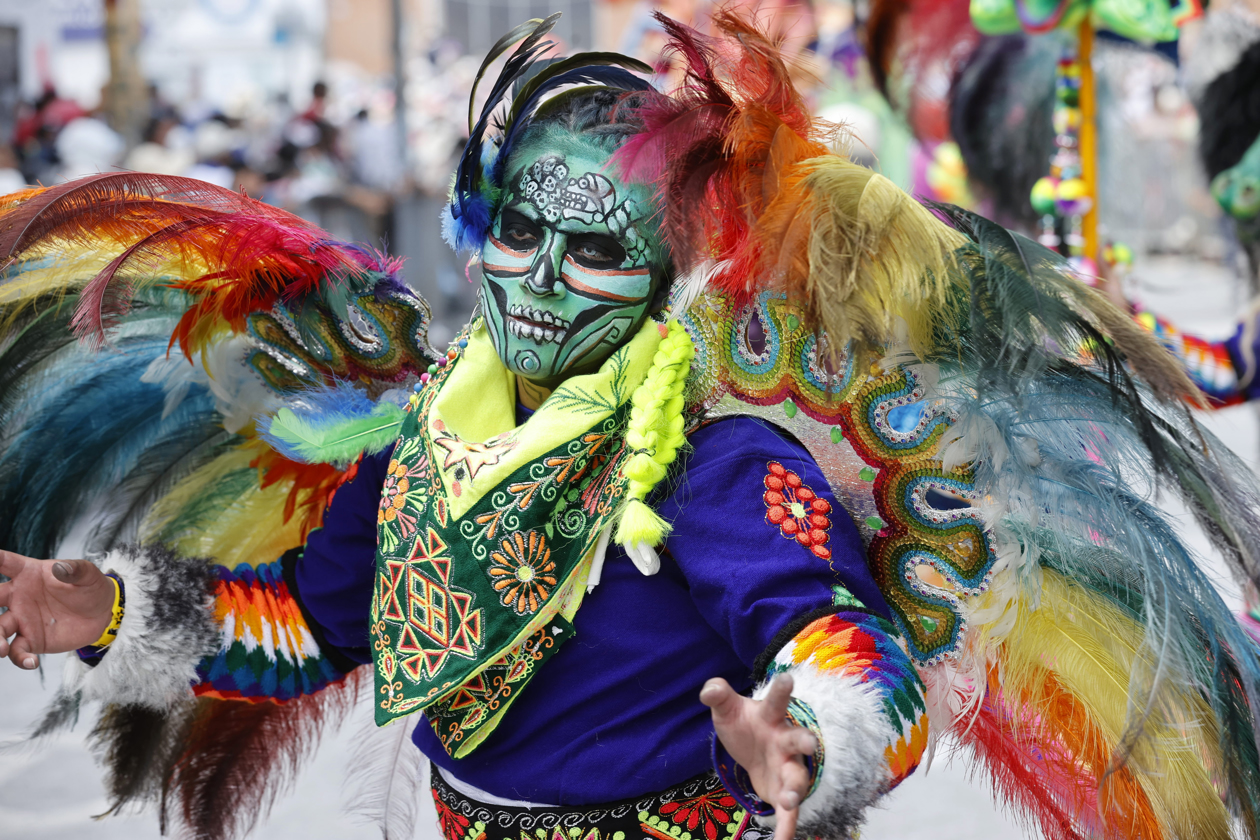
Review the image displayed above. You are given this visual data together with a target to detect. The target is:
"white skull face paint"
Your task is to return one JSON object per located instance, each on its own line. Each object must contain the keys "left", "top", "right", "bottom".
{"left": 480, "top": 146, "right": 666, "bottom": 381}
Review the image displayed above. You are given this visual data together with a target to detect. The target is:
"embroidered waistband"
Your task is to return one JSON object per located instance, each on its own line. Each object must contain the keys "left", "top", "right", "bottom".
{"left": 430, "top": 770, "right": 767, "bottom": 840}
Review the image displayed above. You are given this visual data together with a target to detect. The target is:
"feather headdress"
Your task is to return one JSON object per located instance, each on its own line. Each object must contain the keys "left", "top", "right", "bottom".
{"left": 442, "top": 16, "right": 652, "bottom": 252}
{"left": 0, "top": 172, "right": 405, "bottom": 354}
{"left": 616, "top": 11, "right": 1196, "bottom": 399}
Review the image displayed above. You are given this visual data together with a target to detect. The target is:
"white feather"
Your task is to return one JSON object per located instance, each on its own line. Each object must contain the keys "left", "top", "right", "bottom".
{"left": 345, "top": 700, "right": 426, "bottom": 840}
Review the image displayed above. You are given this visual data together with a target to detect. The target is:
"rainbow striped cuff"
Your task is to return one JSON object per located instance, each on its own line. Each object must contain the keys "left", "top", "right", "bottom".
{"left": 712, "top": 607, "right": 929, "bottom": 835}
{"left": 1133, "top": 310, "right": 1245, "bottom": 407}
{"left": 765, "top": 610, "right": 930, "bottom": 791}
{"left": 195, "top": 559, "right": 344, "bottom": 702}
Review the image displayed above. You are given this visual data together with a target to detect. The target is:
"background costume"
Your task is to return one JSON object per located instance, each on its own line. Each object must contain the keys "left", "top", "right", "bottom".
{"left": 4, "top": 11, "right": 1260, "bottom": 840}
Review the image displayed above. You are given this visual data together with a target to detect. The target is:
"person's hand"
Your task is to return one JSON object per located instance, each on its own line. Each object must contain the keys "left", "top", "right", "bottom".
{"left": 0, "top": 551, "right": 116, "bottom": 670}
{"left": 702, "top": 674, "right": 817, "bottom": 840}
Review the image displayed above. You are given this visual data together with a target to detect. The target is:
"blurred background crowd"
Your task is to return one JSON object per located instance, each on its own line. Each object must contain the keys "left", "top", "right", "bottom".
{"left": 0, "top": 0, "right": 1247, "bottom": 346}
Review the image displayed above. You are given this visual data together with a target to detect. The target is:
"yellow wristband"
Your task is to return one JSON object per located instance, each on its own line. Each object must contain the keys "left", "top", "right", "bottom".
{"left": 89, "top": 573, "right": 125, "bottom": 648}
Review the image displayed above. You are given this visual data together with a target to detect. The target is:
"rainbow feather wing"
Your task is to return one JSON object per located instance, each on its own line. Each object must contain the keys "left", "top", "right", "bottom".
{"left": 657, "top": 13, "right": 1260, "bottom": 840}
{"left": 0, "top": 175, "right": 439, "bottom": 839}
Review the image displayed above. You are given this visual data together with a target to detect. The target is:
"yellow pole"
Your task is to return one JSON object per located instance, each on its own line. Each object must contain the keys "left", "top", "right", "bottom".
{"left": 1078, "top": 18, "right": 1099, "bottom": 265}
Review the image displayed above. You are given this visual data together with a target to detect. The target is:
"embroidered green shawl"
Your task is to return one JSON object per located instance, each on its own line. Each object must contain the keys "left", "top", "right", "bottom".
{"left": 371, "top": 318, "right": 661, "bottom": 756}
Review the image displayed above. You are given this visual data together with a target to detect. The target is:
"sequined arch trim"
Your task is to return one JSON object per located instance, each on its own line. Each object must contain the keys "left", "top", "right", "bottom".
{"left": 246, "top": 289, "right": 437, "bottom": 394}
{"left": 431, "top": 770, "right": 766, "bottom": 840}
{"left": 680, "top": 292, "right": 999, "bottom": 665}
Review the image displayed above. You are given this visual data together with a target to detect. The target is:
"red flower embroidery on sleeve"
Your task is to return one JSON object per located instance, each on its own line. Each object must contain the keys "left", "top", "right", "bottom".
{"left": 764, "top": 461, "right": 832, "bottom": 560}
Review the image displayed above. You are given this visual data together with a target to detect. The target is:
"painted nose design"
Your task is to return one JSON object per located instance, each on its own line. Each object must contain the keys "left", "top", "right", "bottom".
{"left": 521, "top": 232, "right": 567, "bottom": 297}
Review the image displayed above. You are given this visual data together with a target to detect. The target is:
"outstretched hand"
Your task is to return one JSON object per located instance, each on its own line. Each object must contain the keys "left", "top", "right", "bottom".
{"left": 0, "top": 551, "right": 115, "bottom": 670}
{"left": 702, "top": 674, "right": 817, "bottom": 840}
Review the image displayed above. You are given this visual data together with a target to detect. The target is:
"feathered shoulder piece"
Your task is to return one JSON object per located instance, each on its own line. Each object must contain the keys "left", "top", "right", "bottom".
{"left": 0, "top": 172, "right": 401, "bottom": 357}
{"left": 443, "top": 15, "right": 653, "bottom": 252}
{"left": 617, "top": 11, "right": 1197, "bottom": 407}
{"left": 615, "top": 10, "right": 972, "bottom": 362}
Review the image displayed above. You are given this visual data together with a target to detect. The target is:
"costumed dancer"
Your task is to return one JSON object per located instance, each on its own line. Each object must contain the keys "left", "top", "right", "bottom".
{"left": 1184, "top": 0, "right": 1260, "bottom": 290}
{"left": 3, "top": 12, "right": 1260, "bottom": 840}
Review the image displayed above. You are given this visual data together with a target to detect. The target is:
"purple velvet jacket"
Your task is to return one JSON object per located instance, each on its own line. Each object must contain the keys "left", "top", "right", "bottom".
{"left": 290, "top": 414, "right": 892, "bottom": 804}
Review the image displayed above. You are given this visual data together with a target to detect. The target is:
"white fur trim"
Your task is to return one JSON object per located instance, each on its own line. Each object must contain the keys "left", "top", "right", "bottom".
{"left": 753, "top": 666, "right": 897, "bottom": 840}
{"left": 60, "top": 545, "right": 218, "bottom": 710}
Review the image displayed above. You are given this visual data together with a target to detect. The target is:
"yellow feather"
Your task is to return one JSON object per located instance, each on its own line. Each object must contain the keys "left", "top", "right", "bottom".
{"left": 141, "top": 444, "right": 306, "bottom": 570}
{"left": 1000, "top": 570, "right": 1230, "bottom": 840}
{"left": 797, "top": 156, "right": 967, "bottom": 361}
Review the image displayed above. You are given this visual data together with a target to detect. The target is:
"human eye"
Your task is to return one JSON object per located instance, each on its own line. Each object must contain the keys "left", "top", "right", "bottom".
{"left": 569, "top": 235, "right": 626, "bottom": 267}
{"left": 499, "top": 211, "right": 541, "bottom": 248}
{"left": 505, "top": 223, "right": 539, "bottom": 246}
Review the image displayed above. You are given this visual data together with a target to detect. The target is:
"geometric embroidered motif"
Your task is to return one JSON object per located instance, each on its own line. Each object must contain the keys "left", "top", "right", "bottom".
{"left": 370, "top": 322, "right": 637, "bottom": 746}
{"left": 430, "top": 769, "right": 755, "bottom": 840}
{"left": 379, "top": 525, "right": 484, "bottom": 683}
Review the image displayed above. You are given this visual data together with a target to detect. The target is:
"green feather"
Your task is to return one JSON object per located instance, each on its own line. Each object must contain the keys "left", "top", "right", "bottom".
{"left": 266, "top": 402, "right": 404, "bottom": 467}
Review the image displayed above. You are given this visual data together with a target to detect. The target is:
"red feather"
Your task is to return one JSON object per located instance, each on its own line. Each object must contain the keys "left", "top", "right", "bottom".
{"left": 957, "top": 668, "right": 1165, "bottom": 840}
{"left": 0, "top": 173, "right": 314, "bottom": 259}
{"left": 614, "top": 11, "right": 832, "bottom": 305}
{"left": 0, "top": 173, "right": 365, "bottom": 349}
{"left": 253, "top": 446, "right": 357, "bottom": 541}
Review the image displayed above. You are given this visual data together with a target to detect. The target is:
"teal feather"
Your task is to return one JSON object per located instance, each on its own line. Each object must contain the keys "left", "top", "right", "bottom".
{"left": 923, "top": 206, "right": 1260, "bottom": 830}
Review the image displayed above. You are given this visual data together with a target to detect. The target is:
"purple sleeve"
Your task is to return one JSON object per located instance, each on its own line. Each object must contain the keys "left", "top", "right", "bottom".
{"left": 1225, "top": 324, "right": 1260, "bottom": 402}
{"left": 655, "top": 416, "right": 888, "bottom": 669}
{"left": 289, "top": 448, "right": 392, "bottom": 668}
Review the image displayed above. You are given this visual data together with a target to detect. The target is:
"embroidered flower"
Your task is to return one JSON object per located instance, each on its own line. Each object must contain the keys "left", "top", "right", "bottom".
{"left": 488, "top": 530, "right": 557, "bottom": 615}
{"left": 659, "top": 790, "right": 740, "bottom": 840}
{"left": 378, "top": 456, "right": 425, "bottom": 535}
{"left": 763, "top": 461, "right": 833, "bottom": 560}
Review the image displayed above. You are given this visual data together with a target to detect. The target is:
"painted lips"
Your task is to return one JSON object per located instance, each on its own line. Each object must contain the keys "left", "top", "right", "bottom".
{"left": 507, "top": 304, "right": 571, "bottom": 345}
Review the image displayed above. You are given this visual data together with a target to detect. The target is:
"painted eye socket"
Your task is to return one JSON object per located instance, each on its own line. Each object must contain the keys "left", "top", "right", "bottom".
{"left": 500, "top": 211, "right": 541, "bottom": 248}
{"left": 505, "top": 224, "right": 539, "bottom": 246}
{"left": 569, "top": 235, "right": 626, "bottom": 268}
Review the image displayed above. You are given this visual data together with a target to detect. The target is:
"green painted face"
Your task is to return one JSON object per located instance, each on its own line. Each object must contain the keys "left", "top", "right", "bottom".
{"left": 478, "top": 141, "right": 666, "bottom": 382}
{"left": 1212, "top": 137, "right": 1260, "bottom": 224}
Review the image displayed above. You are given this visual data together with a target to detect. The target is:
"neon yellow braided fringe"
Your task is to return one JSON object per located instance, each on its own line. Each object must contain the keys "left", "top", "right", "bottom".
{"left": 615, "top": 319, "right": 695, "bottom": 550}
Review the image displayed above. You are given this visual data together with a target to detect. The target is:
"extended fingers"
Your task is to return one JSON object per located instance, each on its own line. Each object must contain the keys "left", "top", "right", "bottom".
{"left": 50, "top": 558, "right": 96, "bottom": 586}
{"left": 0, "top": 549, "right": 19, "bottom": 578}
{"left": 0, "top": 609, "right": 15, "bottom": 656}
{"left": 781, "top": 726, "right": 817, "bottom": 759}
{"left": 8, "top": 633, "right": 38, "bottom": 670}
{"left": 770, "top": 758, "right": 811, "bottom": 840}
{"left": 773, "top": 801, "right": 798, "bottom": 840}
{"left": 0, "top": 611, "right": 38, "bottom": 669}
{"left": 779, "top": 756, "right": 810, "bottom": 805}
{"left": 760, "top": 673, "right": 794, "bottom": 723}
{"left": 700, "top": 678, "right": 743, "bottom": 721}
